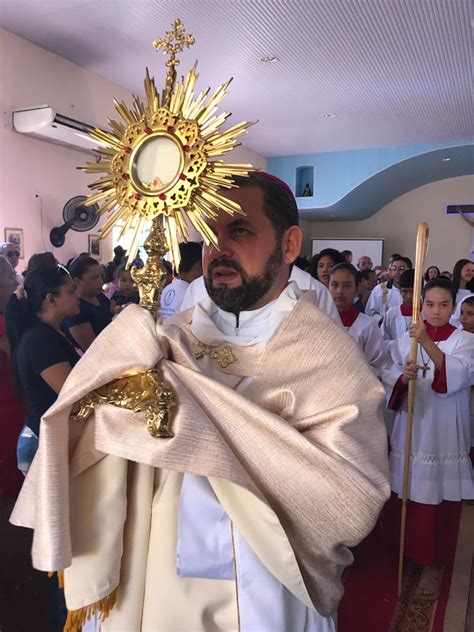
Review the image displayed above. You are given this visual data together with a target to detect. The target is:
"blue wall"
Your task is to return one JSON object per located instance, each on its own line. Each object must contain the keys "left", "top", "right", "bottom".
{"left": 267, "top": 140, "right": 473, "bottom": 219}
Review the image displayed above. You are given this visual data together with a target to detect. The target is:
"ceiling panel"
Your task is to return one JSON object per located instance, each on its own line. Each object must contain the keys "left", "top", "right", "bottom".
{"left": 0, "top": 0, "right": 472, "bottom": 156}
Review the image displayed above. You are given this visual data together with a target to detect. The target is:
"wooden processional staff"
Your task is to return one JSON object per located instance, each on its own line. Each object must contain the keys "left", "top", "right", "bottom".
{"left": 397, "top": 222, "right": 430, "bottom": 596}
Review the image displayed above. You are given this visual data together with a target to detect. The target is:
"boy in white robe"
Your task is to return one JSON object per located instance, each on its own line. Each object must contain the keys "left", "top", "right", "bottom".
{"left": 450, "top": 291, "right": 474, "bottom": 329}
{"left": 381, "top": 269, "right": 414, "bottom": 343}
{"left": 366, "top": 257, "right": 407, "bottom": 324}
{"left": 459, "top": 295, "right": 474, "bottom": 452}
{"left": 382, "top": 277, "right": 474, "bottom": 594}
{"left": 329, "top": 263, "right": 385, "bottom": 377}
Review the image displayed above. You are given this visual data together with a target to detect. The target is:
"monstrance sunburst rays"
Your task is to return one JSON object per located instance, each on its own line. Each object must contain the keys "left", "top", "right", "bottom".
{"left": 80, "top": 20, "right": 255, "bottom": 271}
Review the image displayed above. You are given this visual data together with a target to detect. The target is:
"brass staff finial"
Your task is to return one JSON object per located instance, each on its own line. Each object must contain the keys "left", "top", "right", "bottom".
{"left": 153, "top": 19, "right": 195, "bottom": 68}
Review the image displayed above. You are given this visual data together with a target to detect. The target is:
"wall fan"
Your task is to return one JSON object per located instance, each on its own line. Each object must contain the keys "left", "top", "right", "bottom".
{"left": 49, "top": 196, "right": 99, "bottom": 247}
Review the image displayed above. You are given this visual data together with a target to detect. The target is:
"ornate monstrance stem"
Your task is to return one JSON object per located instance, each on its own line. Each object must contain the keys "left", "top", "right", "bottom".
{"left": 131, "top": 218, "right": 168, "bottom": 313}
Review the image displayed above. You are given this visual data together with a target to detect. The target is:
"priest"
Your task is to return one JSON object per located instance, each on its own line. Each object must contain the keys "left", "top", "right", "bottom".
{"left": 11, "top": 172, "right": 390, "bottom": 631}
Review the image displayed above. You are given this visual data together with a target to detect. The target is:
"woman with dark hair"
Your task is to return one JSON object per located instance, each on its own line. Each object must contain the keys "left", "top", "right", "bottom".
{"left": 308, "top": 248, "right": 345, "bottom": 288}
{"left": 26, "top": 251, "right": 58, "bottom": 275}
{"left": 5, "top": 265, "right": 80, "bottom": 473}
{"left": 63, "top": 255, "right": 111, "bottom": 352}
{"left": 452, "top": 258, "right": 474, "bottom": 304}
{"left": 424, "top": 266, "right": 440, "bottom": 283}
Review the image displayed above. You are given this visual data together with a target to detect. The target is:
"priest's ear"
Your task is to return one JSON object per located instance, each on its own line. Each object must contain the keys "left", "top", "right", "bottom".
{"left": 282, "top": 225, "right": 303, "bottom": 265}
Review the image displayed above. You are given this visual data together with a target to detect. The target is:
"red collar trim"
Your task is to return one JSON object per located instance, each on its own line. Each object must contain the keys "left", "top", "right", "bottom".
{"left": 400, "top": 303, "right": 412, "bottom": 316}
{"left": 339, "top": 307, "right": 360, "bottom": 328}
{"left": 424, "top": 320, "right": 456, "bottom": 342}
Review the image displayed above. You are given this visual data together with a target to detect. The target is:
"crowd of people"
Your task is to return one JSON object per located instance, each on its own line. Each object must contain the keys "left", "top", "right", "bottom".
{"left": 0, "top": 192, "right": 473, "bottom": 627}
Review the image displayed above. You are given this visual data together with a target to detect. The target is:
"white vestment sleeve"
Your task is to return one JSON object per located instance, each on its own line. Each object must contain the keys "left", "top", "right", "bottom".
{"left": 361, "top": 319, "right": 386, "bottom": 377}
{"left": 366, "top": 286, "right": 383, "bottom": 322}
{"left": 381, "top": 334, "right": 407, "bottom": 393}
{"left": 180, "top": 276, "right": 207, "bottom": 312}
{"left": 438, "top": 334, "right": 474, "bottom": 397}
{"left": 315, "top": 283, "right": 341, "bottom": 324}
{"left": 289, "top": 267, "right": 341, "bottom": 325}
{"left": 381, "top": 309, "right": 396, "bottom": 342}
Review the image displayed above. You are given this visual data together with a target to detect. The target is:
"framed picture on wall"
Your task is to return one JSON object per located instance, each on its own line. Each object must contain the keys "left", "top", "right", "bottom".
{"left": 4, "top": 227, "right": 24, "bottom": 259}
{"left": 88, "top": 234, "right": 101, "bottom": 260}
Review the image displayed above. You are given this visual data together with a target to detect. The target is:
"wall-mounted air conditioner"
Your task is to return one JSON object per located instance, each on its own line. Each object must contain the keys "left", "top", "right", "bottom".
{"left": 12, "top": 105, "right": 106, "bottom": 153}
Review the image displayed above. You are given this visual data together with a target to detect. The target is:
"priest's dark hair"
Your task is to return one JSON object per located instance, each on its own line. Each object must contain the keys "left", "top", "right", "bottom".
{"left": 330, "top": 262, "right": 361, "bottom": 284}
{"left": 399, "top": 269, "right": 415, "bottom": 288}
{"left": 232, "top": 172, "right": 299, "bottom": 240}
{"left": 422, "top": 276, "right": 456, "bottom": 304}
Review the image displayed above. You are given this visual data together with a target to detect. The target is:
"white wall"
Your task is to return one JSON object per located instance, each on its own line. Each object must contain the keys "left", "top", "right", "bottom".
{"left": 299, "top": 219, "right": 312, "bottom": 256}
{"left": 0, "top": 29, "right": 266, "bottom": 270}
{"left": 230, "top": 145, "right": 267, "bottom": 172}
{"left": 308, "top": 176, "right": 474, "bottom": 271}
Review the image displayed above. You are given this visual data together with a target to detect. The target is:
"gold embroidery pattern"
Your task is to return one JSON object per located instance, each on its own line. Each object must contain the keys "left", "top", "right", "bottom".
{"left": 193, "top": 342, "right": 237, "bottom": 369}
{"left": 70, "top": 369, "right": 175, "bottom": 438}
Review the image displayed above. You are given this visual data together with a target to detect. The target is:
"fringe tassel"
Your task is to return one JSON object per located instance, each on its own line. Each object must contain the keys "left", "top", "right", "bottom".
{"left": 48, "top": 570, "right": 64, "bottom": 588}
{"left": 63, "top": 587, "right": 118, "bottom": 632}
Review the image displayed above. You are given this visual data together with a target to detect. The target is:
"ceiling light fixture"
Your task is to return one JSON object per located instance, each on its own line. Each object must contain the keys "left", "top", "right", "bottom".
{"left": 442, "top": 157, "right": 451, "bottom": 162}
{"left": 260, "top": 54, "right": 279, "bottom": 63}
{"left": 321, "top": 112, "right": 336, "bottom": 119}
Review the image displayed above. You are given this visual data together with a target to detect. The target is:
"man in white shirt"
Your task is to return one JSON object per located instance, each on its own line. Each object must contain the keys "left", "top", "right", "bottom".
{"left": 366, "top": 257, "right": 408, "bottom": 323}
{"left": 160, "top": 242, "right": 202, "bottom": 319}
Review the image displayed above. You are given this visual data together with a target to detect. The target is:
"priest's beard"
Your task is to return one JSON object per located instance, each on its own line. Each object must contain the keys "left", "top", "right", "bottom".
{"left": 204, "top": 243, "right": 283, "bottom": 314}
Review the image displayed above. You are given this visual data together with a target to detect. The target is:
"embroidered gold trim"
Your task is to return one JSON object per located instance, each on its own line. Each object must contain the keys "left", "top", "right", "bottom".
{"left": 193, "top": 342, "right": 237, "bottom": 368}
{"left": 70, "top": 369, "right": 175, "bottom": 438}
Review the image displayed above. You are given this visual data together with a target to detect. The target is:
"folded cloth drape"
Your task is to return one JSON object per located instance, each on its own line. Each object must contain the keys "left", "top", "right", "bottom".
{"left": 11, "top": 294, "right": 390, "bottom": 617}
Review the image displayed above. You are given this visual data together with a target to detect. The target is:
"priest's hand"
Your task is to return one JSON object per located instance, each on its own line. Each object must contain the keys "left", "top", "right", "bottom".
{"left": 408, "top": 320, "right": 429, "bottom": 345}
{"left": 402, "top": 360, "right": 419, "bottom": 383}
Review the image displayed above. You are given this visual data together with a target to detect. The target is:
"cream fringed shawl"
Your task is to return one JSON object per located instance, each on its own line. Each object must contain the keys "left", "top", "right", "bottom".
{"left": 11, "top": 292, "right": 390, "bottom": 619}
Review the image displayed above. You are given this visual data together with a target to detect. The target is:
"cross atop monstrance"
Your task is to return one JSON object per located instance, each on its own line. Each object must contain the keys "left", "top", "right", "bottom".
{"left": 153, "top": 19, "right": 195, "bottom": 67}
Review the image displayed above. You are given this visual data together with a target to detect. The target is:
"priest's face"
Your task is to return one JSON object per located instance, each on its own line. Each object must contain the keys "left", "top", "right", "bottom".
{"left": 203, "top": 184, "right": 301, "bottom": 313}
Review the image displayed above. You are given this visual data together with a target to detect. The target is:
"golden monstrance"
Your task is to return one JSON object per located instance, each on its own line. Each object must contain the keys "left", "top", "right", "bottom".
{"left": 80, "top": 19, "right": 255, "bottom": 313}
